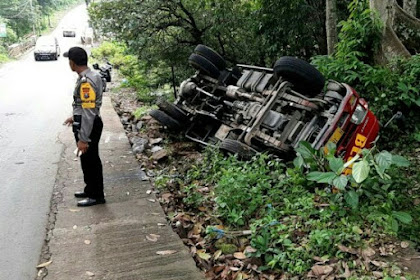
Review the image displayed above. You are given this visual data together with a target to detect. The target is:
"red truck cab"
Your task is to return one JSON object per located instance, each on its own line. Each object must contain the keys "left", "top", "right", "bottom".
{"left": 324, "top": 84, "right": 380, "bottom": 173}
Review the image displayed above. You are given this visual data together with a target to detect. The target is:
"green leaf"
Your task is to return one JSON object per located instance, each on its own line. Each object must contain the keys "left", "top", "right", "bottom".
{"left": 325, "top": 142, "right": 337, "bottom": 156}
{"left": 392, "top": 211, "right": 412, "bottom": 224}
{"left": 374, "top": 151, "right": 392, "bottom": 170}
{"left": 307, "top": 172, "right": 337, "bottom": 184}
{"left": 344, "top": 190, "right": 359, "bottom": 209}
{"left": 352, "top": 160, "right": 370, "bottom": 183}
{"left": 391, "top": 218, "right": 399, "bottom": 232}
{"left": 295, "top": 141, "right": 315, "bottom": 159}
{"left": 333, "top": 175, "right": 348, "bottom": 190}
{"left": 293, "top": 155, "right": 304, "bottom": 168}
{"left": 391, "top": 155, "right": 410, "bottom": 167}
{"left": 329, "top": 157, "right": 344, "bottom": 173}
{"left": 352, "top": 225, "right": 363, "bottom": 234}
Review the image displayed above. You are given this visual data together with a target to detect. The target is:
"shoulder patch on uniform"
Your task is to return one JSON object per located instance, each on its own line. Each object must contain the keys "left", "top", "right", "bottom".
{"left": 80, "top": 82, "right": 96, "bottom": 109}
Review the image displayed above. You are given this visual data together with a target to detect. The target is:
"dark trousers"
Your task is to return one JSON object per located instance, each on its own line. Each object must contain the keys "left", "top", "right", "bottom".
{"left": 74, "top": 116, "right": 104, "bottom": 199}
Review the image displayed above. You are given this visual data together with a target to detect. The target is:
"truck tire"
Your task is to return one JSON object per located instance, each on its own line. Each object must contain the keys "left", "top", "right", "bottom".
{"left": 188, "top": 53, "right": 220, "bottom": 79}
{"left": 219, "top": 139, "right": 257, "bottom": 160}
{"left": 157, "top": 99, "right": 188, "bottom": 122}
{"left": 273, "top": 56, "right": 325, "bottom": 97}
{"left": 150, "top": 109, "right": 182, "bottom": 131}
{"left": 194, "top": 44, "right": 226, "bottom": 70}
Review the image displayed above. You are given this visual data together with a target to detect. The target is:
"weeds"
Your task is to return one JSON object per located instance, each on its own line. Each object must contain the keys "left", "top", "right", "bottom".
{"left": 161, "top": 144, "right": 419, "bottom": 277}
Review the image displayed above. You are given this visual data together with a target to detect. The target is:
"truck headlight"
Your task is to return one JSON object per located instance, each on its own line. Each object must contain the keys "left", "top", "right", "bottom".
{"left": 351, "top": 104, "right": 367, "bottom": 125}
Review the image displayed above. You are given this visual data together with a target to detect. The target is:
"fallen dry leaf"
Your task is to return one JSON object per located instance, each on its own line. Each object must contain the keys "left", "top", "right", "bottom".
{"left": 362, "top": 247, "right": 376, "bottom": 258}
{"left": 371, "top": 260, "right": 388, "bottom": 268}
{"left": 373, "top": 271, "right": 383, "bottom": 278}
{"left": 161, "top": 192, "right": 172, "bottom": 202}
{"left": 339, "top": 261, "right": 351, "bottom": 278}
{"left": 84, "top": 240, "right": 91, "bottom": 245}
{"left": 401, "top": 241, "right": 410, "bottom": 248}
{"left": 36, "top": 260, "right": 52, "bottom": 268}
{"left": 156, "top": 250, "right": 177, "bottom": 255}
{"left": 146, "top": 236, "right": 157, "bottom": 242}
{"left": 214, "top": 250, "right": 222, "bottom": 260}
{"left": 235, "top": 272, "right": 243, "bottom": 280}
{"left": 233, "top": 252, "right": 247, "bottom": 260}
{"left": 146, "top": 234, "right": 161, "bottom": 242}
{"left": 146, "top": 190, "right": 152, "bottom": 195}
{"left": 191, "top": 223, "right": 202, "bottom": 235}
{"left": 244, "top": 246, "right": 257, "bottom": 254}
{"left": 229, "top": 266, "right": 240, "bottom": 271}
{"left": 311, "top": 265, "right": 333, "bottom": 276}
{"left": 86, "top": 271, "right": 95, "bottom": 276}
{"left": 197, "top": 249, "right": 211, "bottom": 260}
{"left": 379, "top": 246, "right": 387, "bottom": 256}
{"left": 338, "top": 244, "right": 357, "bottom": 255}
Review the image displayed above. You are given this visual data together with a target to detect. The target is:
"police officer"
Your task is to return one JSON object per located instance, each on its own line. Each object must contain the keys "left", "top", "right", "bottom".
{"left": 63, "top": 47, "right": 105, "bottom": 207}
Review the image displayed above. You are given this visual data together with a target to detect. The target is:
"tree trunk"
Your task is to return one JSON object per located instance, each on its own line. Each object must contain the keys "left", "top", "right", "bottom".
{"left": 394, "top": 2, "right": 420, "bottom": 53}
{"left": 395, "top": 2, "right": 420, "bottom": 30}
{"left": 369, "top": 0, "right": 411, "bottom": 64}
{"left": 403, "top": 0, "right": 417, "bottom": 17}
{"left": 326, "top": 0, "right": 338, "bottom": 55}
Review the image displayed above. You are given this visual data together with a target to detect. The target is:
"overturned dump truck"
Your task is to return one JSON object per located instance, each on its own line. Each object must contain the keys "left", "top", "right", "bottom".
{"left": 150, "top": 45, "right": 380, "bottom": 160}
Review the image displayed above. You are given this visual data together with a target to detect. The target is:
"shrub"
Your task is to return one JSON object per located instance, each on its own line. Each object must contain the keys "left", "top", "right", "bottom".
{"left": 92, "top": 41, "right": 175, "bottom": 103}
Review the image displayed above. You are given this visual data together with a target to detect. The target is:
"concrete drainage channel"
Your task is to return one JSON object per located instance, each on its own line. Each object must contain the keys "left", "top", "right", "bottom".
{"left": 35, "top": 140, "right": 66, "bottom": 279}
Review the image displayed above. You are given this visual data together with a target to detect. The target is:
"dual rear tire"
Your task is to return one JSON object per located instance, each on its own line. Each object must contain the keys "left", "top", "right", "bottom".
{"left": 150, "top": 99, "right": 189, "bottom": 131}
{"left": 188, "top": 45, "right": 227, "bottom": 79}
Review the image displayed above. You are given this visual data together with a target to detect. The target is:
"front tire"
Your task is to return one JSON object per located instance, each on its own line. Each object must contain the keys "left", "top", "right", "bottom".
{"left": 219, "top": 139, "right": 257, "bottom": 160}
{"left": 150, "top": 109, "right": 182, "bottom": 131}
{"left": 157, "top": 99, "right": 188, "bottom": 122}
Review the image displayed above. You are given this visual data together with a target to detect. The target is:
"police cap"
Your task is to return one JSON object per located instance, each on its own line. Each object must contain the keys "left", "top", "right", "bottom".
{"left": 63, "top": 47, "right": 88, "bottom": 66}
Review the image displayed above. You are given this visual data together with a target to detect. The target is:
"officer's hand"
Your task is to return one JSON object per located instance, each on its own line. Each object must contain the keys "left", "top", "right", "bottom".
{"left": 77, "top": 141, "right": 89, "bottom": 154}
{"left": 63, "top": 117, "right": 73, "bottom": 126}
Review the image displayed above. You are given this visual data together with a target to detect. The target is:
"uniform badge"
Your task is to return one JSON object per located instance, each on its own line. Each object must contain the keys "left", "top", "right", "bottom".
{"left": 83, "top": 87, "right": 90, "bottom": 99}
{"left": 80, "top": 82, "right": 96, "bottom": 109}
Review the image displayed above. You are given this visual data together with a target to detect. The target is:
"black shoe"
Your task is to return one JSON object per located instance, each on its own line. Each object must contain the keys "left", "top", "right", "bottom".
{"left": 74, "top": 191, "right": 88, "bottom": 198}
{"left": 77, "top": 197, "right": 106, "bottom": 207}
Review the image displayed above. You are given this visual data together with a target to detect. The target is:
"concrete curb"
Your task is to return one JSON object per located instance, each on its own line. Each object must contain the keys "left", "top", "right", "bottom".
{"left": 39, "top": 97, "right": 204, "bottom": 279}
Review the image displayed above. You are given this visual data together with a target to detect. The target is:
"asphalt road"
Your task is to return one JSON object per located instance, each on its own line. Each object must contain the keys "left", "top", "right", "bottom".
{"left": 0, "top": 5, "right": 90, "bottom": 280}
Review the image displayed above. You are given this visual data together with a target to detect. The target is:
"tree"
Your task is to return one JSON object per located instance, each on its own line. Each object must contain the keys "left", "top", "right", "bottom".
{"left": 403, "top": 0, "right": 417, "bottom": 16}
{"left": 326, "top": 0, "right": 338, "bottom": 54}
{"left": 369, "top": 0, "right": 420, "bottom": 63}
